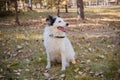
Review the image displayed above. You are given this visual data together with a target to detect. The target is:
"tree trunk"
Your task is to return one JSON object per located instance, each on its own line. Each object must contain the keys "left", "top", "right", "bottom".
{"left": 28, "top": 0, "right": 32, "bottom": 10}
{"left": 77, "top": 0, "right": 84, "bottom": 20}
{"left": 14, "top": 0, "right": 20, "bottom": 25}
{"left": 104, "top": 0, "right": 109, "bottom": 6}
{"left": 23, "top": 0, "right": 25, "bottom": 11}
{"left": 51, "top": 0, "right": 53, "bottom": 8}
{"left": 96, "top": 0, "right": 99, "bottom": 5}
{"left": 57, "top": 0, "right": 60, "bottom": 16}
{"left": 65, "top": 5, "right": 68, "bottom": 13}
{"left": 7, "top": 1, "right": 10, "bottom": 11}
{"left": 116, "top": 0, "right": 119, "bottom": 5}
{"left": 64, "top": 0, "right": 68, "bottom": 13}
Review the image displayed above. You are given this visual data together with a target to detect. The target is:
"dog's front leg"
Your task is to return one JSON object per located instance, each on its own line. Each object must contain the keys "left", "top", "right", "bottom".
{"left": 61, "top": 53, "right": 66, "bottom": 71}
{"left": 46, "top": 53, "right": 51, "bottom": 69}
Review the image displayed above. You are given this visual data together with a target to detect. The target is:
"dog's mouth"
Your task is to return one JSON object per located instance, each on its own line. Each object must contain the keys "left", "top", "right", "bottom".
{"left": 57, "top": 26, "right": 66, "bottom": 32}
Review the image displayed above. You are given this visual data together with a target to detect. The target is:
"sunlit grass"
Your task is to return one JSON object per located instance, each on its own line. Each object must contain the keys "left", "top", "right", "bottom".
{"left": 85, "top": 8, "right": 120, "bottom": 13}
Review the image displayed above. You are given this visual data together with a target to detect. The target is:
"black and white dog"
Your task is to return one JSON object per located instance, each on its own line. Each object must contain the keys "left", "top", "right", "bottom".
{"left": 43, "top": 15, "right": 76, "bottom": 71}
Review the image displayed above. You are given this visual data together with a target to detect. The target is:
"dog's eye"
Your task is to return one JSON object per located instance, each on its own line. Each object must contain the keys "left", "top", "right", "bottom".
{"left": 58, "top": 21, "right": 61, "bottom": 23}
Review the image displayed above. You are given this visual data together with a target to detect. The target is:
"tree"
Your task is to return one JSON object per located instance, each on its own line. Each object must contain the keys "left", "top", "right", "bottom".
{"left": 0, "top": 0, "right": 11, "bottom": 17}
{"left": 116, "top": 0, "right": 119, "bottom": 5}
{"left": 64, "top": 0, "right": 68, "bottom": 13}
{"left": 65, "top": 4, "right": 68, "bottom": 13}
{"left": 14, "top": 0, "right": 20, "bottom": 25}
{"left": 28, "top": 0, "right": 32, "bottom": 10}
{"left": 62, "top": 0, "right": 68, "bottom": 13}
{"left": 77, "top": 0, "right": 84, "bottom": 20}
{"left": 96, "top": 0, "right": 99, "bottom": 5}
{"left": 57, "top": 0, "right": 60, "bottom": 16}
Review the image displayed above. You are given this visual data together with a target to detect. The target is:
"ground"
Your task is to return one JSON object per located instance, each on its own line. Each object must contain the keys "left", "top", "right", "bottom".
{"left": 0, "top": 8, "right": 120, "bottom": 80}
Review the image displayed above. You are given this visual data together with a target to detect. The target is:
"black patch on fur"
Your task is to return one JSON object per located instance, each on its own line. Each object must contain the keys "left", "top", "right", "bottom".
{"left": 52, "top": 18, "right": 56, "bottom": 25}
{"left": 46, "top": 15, "right": 56, "bottom": 26}
{"left": 58, "top": 16, "right": 60, "bottom": 17}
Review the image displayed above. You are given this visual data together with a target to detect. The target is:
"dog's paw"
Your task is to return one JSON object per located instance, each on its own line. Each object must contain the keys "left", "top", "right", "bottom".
{"left": 46, "top": 65, "right": 51, "bottom": 69}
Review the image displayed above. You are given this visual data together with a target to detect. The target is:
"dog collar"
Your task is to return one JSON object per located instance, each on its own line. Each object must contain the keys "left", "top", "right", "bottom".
{"left": 54, "top": 36, "right": 65, "bottom": 38}
{"left": 57, "top": 26, "right": 66, "bottom": 32}
{"left": 49, "top": 34, "right": 65, "bottom": 38}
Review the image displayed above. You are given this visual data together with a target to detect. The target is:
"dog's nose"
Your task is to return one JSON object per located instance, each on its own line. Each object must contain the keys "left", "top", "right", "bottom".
{"left": 66, "top": 23, "right": 69, "bottom": 26}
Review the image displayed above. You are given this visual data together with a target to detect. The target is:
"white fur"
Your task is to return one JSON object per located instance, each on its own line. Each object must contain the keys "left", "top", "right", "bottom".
{"left": 43, "top": 17, "right": 75, "bottom": 71}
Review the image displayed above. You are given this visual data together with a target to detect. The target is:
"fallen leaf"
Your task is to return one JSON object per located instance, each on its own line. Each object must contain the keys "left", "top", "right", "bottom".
{"left": 74, "top": 68, "right": 79, "bottom": 73}
{"left": 25, "top": 69, "right": 30, "bottom": 72}
{"left": 80, "top": 61, "right": 86, "bottom": 64}
{"left": 86, "top": 60, "right": 91, "bottom": 63}
{"left": 2, "top": 43, "right": 5, "bottom": 46}
{"left": 95, "top": 72, "right": 104, "bottom": 78}
{"left": 18, "top": 69, "right": 22, "bottom": 72}
{"left": 115, "top": 72, "right": 120, "bottom": 79}
{"left": 98, "top": 55, "right": 105, "bottom": 59}
{"left": 10, "top": 62, "right": 19, "bottom": 67}
{"left": 88, "top": 48, "right": 92, "bottom": 52}
{"left": 17, "top": 45, "right": 22, "bottom": 49}
{"left": 75, "top": 75, "right": 79, "bottom": 79}
{"left": 89, "top": 71, "right": 95, "bottom": 76}
{"left": 0, "top": 75, "right": 5, "bottom": 78}
{"left": 26, "top": 59, "right": 30, "bottom": 63}
{"left": 38, "top": 58, "right": 42, "bottom": 61}
{"left": 72, "top": 60, "right": 76, "bottom": 64}
{"left": 40, "top": 48, "right": 43, "bottom": 51}
{"left": 78, "top": 71, "right": 83, "bottom": 75}
{"left": 60, "top": 74, "right": 65, "bottom": 78}
{"left": 18, "top": 50, "right": 23, "bottom": 53}
{"left": 0, "top": 68, "right": 3, "bottom": 73}
{"left": 0, "top": 31, "right": 2, "bottom": 35}
{"left": 43, "top": 73, "right": 50, "bottom": 79}
{"left": 16, "top": 72, "right": 21, "bottom": 75}
{"left": 81, "top": 73, "right": 87, "bottom": 77}
{"left": 84, "top": 67, "right": 90, "bottom": 72}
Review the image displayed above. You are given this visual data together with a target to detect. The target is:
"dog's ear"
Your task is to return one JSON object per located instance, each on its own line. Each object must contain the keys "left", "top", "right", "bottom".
{"left": 46, "top": 15, "right": 55, "bottom": 26}
{"left": 46, "top": 15, "right": 53, "bottom": 22}
{"left": 58, "top": 16, "right": 60, "bottom": 17}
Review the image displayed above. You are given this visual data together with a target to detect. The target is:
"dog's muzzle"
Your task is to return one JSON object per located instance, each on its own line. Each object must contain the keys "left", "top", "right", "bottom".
{"left": 57, "top": 26, "right": 66, "bottom": 32}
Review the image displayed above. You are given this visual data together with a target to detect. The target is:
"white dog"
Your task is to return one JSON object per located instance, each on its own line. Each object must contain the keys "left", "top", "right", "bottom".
{"left": 43, "top": 15, "right": 76, "bottom": 71}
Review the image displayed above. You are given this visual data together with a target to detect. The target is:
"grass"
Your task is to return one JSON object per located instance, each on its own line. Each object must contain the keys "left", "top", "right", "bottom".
{"left": 85, "top": 8, "right": 120, "bottom": 13}
{"left": 0, "top": 8, "right": 120, "bottom": 80}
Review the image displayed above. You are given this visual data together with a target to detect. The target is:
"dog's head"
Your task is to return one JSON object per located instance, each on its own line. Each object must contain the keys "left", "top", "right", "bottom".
{"left": 46, "top": 15, "right": 69, "bottom": 27}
